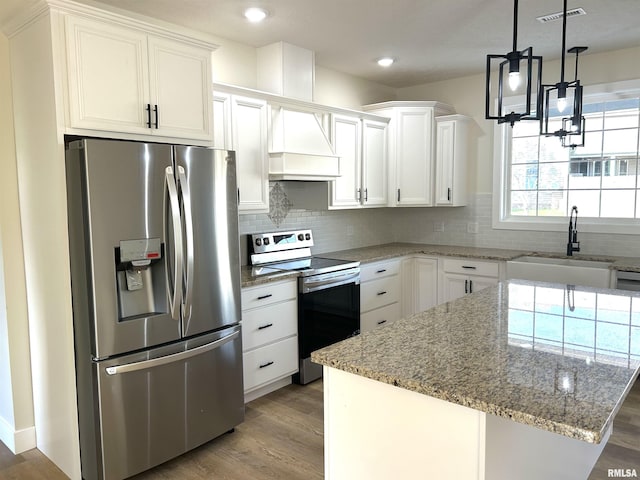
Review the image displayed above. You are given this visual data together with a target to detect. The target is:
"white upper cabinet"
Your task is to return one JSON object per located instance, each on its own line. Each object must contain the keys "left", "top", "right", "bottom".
{"left": 435, "top": 115, "right": 471, "bottom": 206}
{"left": 331, "top": 114, "right": 362, "bottom": 208}
{"left": 362, "top": 119, "right": 388, "bottom": 207}
{"left": 65, "top": 15, "right": 213, "bottom": 141}
{"left": 213, "top": 91, "right": 269, "bottom": 213}
{"left": 329, "top": 114, "right": 388, "bottom": 209}
{"left": 363, "top": 101, "right": 454, "bottom": 207}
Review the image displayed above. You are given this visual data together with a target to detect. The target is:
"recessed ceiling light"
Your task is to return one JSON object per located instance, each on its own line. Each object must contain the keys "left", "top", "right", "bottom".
{"left": 244, "top": 7, "right": 268, "bottom": 23}
{"left": 377, "top": 57, "right": 395, "bottom": 67}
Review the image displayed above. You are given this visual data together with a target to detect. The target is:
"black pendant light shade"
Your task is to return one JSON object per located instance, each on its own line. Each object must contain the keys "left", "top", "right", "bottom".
{"left": 485, "top": 0, "right": 543, "bottom": 126}
{"left": 541, "top": 0, "right": 587, "bottom": 147}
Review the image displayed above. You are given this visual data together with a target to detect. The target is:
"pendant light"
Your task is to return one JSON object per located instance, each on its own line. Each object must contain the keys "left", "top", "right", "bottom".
{"left": 560, "top": 46, "right": 588, "bottom": 148}
{"left": 540, "top": 0, "right": 587, "bottom": 146}
{"left": 485, "top": 0, "right": 543, "bottom": 126}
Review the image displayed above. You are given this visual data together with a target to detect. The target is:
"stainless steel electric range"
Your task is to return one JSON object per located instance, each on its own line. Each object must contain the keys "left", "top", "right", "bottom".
{"left": 250, "top": 229, "right": 360, "bottom": 384}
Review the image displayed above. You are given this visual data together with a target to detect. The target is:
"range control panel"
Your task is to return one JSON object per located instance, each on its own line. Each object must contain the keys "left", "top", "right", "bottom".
{"left": 251, "top": 229, "right": 314, "bottom": 254}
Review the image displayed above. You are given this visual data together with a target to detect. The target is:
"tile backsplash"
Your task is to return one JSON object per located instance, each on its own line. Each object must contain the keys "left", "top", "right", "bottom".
{"left": 239, "top": 192, "right": 640, "bottom": 261}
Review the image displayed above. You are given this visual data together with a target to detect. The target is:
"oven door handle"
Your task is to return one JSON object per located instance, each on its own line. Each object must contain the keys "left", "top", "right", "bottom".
{"left": 301, "top": 270, "right": 360, "bottom": 294}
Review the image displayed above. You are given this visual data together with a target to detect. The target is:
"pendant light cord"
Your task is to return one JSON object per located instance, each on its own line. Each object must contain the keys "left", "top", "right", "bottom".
{"left": 560, "top": 0, "right": 567, "bottom": 84}
{"left": 512, "top": 0, "right": 519, "bottom": 52}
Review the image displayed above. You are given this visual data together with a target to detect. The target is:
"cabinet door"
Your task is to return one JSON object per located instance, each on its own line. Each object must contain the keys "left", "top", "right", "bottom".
{"left": 414, "top": 257, "right": 438, "bottom": 313}
{"left": 395, "top": 109, "right": 434, "bottom": 206}
{"left": 65, "top": 15, "right": 151, "bottom": 134}
{"left": 232, "top": 96, "right": 269, "bottom": 213}
{"left": 362, "top": 119, "right": 388, "bottom": 207}
{"left": 330, "top": 114, "right": 362, "bottom": 208}
{"left": 435, "top": 120, "right": 455, "bottom": 205}
{"left": 467, "top": 276, "right": 498, "bottom": 295}
{"left": 148, "top": 36, "right": 212, "bottom": 140}
{"left": 213, "top": 92, "right": 232, "bottom": 150}
{"left": 441, "top": 273, "right": 468, "bottom": 303}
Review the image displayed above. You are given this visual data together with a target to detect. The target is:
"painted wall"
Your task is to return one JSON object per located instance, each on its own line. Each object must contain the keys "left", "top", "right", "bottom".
{"left": 210, "top": 35, "right": 257, "bottom": 88}
{"left": 315, "top": 65, "right": 396, "bottom": 110}
{"left": 0, "top": 32, "right": 35, "bottom": 454}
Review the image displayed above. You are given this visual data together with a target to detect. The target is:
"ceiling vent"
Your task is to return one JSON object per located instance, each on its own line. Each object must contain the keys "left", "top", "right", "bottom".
{"left": 536, "top": 7, "right": 586, "bottom": 23}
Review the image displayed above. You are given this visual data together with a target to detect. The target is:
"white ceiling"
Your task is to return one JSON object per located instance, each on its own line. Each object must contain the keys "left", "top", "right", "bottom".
{"left": 1, "top": 0, "right": 639, "bottom": 88}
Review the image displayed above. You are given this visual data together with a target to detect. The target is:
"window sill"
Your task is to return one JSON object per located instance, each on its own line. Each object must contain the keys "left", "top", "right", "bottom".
{"left": 492, "top": 215, "right": 640, "bottom": 235}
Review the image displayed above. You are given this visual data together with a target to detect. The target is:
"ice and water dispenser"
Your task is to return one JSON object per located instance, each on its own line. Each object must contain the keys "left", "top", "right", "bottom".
{"left": 115, "top": 238, "right": 167, "bottom": 321}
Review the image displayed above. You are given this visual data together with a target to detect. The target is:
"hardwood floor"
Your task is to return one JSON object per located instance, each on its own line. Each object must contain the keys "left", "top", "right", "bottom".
{"left": 1, "top": 377, "right": 638, "bottom": 479}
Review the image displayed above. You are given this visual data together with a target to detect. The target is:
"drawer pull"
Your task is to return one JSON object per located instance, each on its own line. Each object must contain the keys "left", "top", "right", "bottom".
{"left": 376, "top": 269, "right": 387, "bottom": 274}
{"left": 462, "top": 265, "right": 477, "bottom": 270}
{"left": 257, "top": 294, "right": 273, "bottom": 300}
{"left": 377, "top": 320, "right": 387, "bottom": 325}
{"left": 377, "top": 291, "right": 387, "bottom": 296}
{"left": 259, "top": 361, "right": 274, "bottom": 369}
{"left": 258, "top": 323, "right": 274, "bottom": 330}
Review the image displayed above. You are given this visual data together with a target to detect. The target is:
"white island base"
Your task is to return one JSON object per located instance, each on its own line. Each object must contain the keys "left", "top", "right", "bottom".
{"left": 323, "top": 367, "right": 610, "bottom": 480}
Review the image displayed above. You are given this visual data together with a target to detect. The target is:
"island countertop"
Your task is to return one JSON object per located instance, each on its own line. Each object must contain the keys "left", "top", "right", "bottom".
{"left": 312, "top": 279, "right": 640, "bottom": 443}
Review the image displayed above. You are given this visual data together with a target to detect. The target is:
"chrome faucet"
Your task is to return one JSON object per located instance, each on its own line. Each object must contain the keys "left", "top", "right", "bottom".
{"left": 567, "top": 206, "right": 580, "bottom": 256}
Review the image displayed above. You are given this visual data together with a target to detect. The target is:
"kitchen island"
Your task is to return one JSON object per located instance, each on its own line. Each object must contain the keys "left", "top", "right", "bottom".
{"left": 312, "top": 280, "right": 640, "bottom": 480}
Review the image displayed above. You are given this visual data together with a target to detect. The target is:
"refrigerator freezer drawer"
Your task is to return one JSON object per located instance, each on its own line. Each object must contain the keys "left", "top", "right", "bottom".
{"left": 91, "top": 327, "right": 244, "bottom": 480}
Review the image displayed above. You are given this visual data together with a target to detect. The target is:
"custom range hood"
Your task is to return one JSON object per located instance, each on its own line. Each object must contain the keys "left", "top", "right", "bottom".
{"left": 257, "top": 42, "right": 341, "bottom": 181}
{"left": 268, "top": 106, "right": 340, "bottom": 181}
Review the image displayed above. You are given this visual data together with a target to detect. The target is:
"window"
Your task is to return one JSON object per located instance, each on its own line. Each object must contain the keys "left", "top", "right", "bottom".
{"left": 494, "top": 80, "right": 640, "bottom": 233}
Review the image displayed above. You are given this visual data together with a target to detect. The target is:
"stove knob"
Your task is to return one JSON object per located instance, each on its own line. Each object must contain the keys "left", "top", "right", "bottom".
{"left": 305, "top": 233, "right": 311, "bottom": 240}
{"left": 264, "top": 238, "right": 270, "bottom": 245}
{"left": 255, "top": 238, "right": 262, "bottom": 246}
{"left": 298, "top": 234, "right": 304, "bottom": 241}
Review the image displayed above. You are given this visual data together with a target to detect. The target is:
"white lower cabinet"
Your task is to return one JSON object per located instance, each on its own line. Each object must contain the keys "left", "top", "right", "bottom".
{"left": 241, "top": 279, "right": 298, "bottom": 402}
{"left": 414, "top": 257, "right": 439, "bottom": 313}
{"left": 439, "top": 258, "right": 500, "bottom": 303}
{"left": 360, "top": 259, "right": 402, "bottom": 333}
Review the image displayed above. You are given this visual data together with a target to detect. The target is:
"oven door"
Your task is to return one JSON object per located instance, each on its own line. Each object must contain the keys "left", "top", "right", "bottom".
{"left": 297, "top": 274, "right": 360, "bottom": 384}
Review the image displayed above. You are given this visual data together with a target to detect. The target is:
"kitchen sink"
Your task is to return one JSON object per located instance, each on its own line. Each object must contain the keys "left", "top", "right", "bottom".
{"left": 506, "top": 255, "right": 613, "bottom": 288}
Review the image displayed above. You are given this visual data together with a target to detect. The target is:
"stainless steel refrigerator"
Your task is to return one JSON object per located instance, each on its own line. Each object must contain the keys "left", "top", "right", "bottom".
{"left": 65, "top": 138, "right": 244, "bottom": 480}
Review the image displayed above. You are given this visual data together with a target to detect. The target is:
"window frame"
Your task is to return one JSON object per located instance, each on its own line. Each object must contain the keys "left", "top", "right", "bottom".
{"left": 493, "top": 79, "right": 640, "bottom": 235}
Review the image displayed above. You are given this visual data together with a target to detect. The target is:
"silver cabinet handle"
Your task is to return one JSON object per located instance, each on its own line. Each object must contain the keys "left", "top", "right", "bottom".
{"left": 177, "top": 166, "right": 194, "bottom": 325}
{"left": 164, "top": 167, "right": 183, "bottom": 321}
{"left": 105, "top": 330, "right": 239, "bottom": 375}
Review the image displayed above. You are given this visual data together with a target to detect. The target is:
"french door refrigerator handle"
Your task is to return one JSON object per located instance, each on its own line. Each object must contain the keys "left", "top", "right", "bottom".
{"left": 105, "top": 329, "right": 240, "bottom": 375}
{"left": 165, "top": 166, "right": 184, "bottom": 321}
{"left": 177, "top": 166, "right": 195, "bottom": 323}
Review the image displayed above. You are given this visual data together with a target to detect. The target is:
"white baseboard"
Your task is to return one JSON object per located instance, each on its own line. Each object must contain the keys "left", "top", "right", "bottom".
{"left": 244, "top": 376, "right": 292, "bottom": 403}
{"left": 0, "top": 415, "right": 36, "bottom": 454}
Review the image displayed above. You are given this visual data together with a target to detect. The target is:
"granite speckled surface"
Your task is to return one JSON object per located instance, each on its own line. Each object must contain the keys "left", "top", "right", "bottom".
{"left": 312, "top": 279, "right": 640, "bottom": 444}
{"left": 240, "top": 265, "right": 299, "bottom": 287}
{"left": 324, "top": 242, "right": 640, "bottom": 272}
{"left": 242, "top": 243, "right": 640, "bottom": 287}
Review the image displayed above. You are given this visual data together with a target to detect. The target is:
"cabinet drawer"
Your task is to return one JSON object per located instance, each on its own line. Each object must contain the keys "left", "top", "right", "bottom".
{"left": 243, "top": 336, "right": 298, "bottom": 392}
{"left": 361, "top": 275, "right": 400, "bottom": 312}
{"left": 241, "top": 280, "right": 297, "bottom": 310}
{"left": 242, "top": 300, "right": 297, "bottom": 351}
{"left": 361, "top": 302, "right": 401, "bottom": 333}
{"left": 441, "top": 258, "right": 499, "bottom": 278}
{"left": 360, "top": 259, "right": 401, "bottom": 282}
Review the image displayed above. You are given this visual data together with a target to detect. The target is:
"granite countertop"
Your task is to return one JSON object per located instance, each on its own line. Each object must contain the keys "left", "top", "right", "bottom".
{"left": 312, "top": 279, "right": 640, "bottom": 443}
{"left": 322, "top": 243, "right": 640, "bottom": 272}
{"left": 240, "top": 264, "right": 299, "bottom": 287}
{"left": 241, "top": 242, "right": 640, "bottom": 287}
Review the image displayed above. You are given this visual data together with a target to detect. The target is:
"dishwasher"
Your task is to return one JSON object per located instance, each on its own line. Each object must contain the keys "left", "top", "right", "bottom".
{"left": 615, "top": 270, "right": 640, "bottom": 291}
